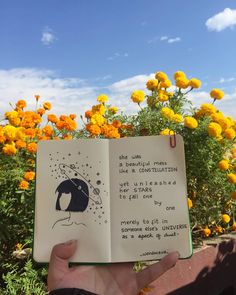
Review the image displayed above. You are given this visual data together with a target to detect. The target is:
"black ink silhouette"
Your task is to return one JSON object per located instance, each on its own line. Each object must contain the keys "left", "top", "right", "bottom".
{"left": 55, "top": 178, "right": 89, "bottom": 212}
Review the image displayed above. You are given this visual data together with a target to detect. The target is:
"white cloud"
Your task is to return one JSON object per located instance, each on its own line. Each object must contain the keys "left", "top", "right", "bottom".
{"left": 206, "top": 8, "right": 236, "bottom": 32}
{"left": 107, "top": 52, "right": 128, "bottom": 61}
{"left": 160, "top": 36, "right": 168, "bottom": 41}
{"left": 167, "top": 37, "right": 181, "bottom": 43}
{"left": 0, "top": 68, "right": 97, "bottom": 120}
{"left": 219, "top": 77, "right": 235, "bottom": 83}
{"left": 41, "top": 27, "right": 56, "bottom": 46}
{"left": 0, "top": 68, "right": 235, "bottom": 123}
{"left": 149, "top": 35, "right": 181, "bottom": 44}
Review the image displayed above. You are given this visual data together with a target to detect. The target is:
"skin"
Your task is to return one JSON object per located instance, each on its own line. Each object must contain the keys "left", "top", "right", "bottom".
{"left": 48, "top": 240, "right": 179, "bottom": 295}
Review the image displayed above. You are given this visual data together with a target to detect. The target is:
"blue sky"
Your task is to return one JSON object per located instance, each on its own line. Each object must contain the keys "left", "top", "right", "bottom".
{"left": 0, "top": 0, "right": 236, "bottom": 119}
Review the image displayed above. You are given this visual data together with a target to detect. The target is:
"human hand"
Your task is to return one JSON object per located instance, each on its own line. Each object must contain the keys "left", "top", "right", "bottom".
{"left": 47, "top": 240, "right": 179, "bottom": 295}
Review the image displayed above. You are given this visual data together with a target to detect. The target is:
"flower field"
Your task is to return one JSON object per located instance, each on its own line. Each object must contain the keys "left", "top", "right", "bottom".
{"left": 0, "top": 70, "right": 235, "bottom": 294}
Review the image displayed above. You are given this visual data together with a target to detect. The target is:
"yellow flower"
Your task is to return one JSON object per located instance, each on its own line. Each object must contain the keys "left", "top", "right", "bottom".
{"left": 211, "top": 112, "right": 225, "bottom": 123}
{"left": 43, "top": 102, "right": 52, "bottom": 110}
{"left": 227, "top": 173, "right": 236, "bottom": 184}
{"left": 97, "top": 94, "right": 108, "bottom": 103}
{"left": 207, "top": 122, "right": 222, "bottom": 137}
{"left": 184, "top": 117, "right": 198, "bottom": 129}
{"left": 2, "top": 144, "right": 17, "bottom": 155}
{"left": 171, "top": 114, "right": 183, "bottom": 123}
{"left": 175, "top": 77, "right": 189, "bottom": 89}
{"left": 15, "top": 243, "right": 23, "bottom": 250}
{"left": 5, "top": 110, "right": 18, "bottom": 120}
{"left": 160, "top": 79, "right": 171, "bottom": 88}
{"left": 160, "top": 128, "right": 175, "bottom": 135}
{"left": 187, "top": 198, "right": 193, "bottom": 209}
{"left": 3, "top": 125, "right": 17, "bottom": 141}
{"left": 146, "top": 79, "right": 158, "bottom": 90}
{"left": 231, "top": 191, "right": 236, "bottom": 200}
{"left": 108, "top": 106, "right": 119, "bottom": 113}
{"left": 200, "top": 103, "right": 217, "bottom": 115}
{"left": 19, "top": 180, "right": 29, "bottom": 190}
{"left": 131, "top": 90, "right": 145, "bottom": 104}
{"left": 158, "top": 90, "right": 169, "bottom": 102}
{"left": 189, "top": 78, "right": 201, "bottom": 89}
{"left": 160, "top": 107, "right": 174, "bottom": 119}
{"left": 174, "top": 71, "right": 186, "bottom": 80}
{"left": 155, "top": 71, "right": 168, "bottom": 82}
{"left": 15, "top": 127, "right": 26, "bottom": 141}
{"left": 218, "top": 159, "right": 229, "bottom": 170}
{"left": 222, "top": 214, "right": 230, "bottom": 223}
{"left": 92, "top": 104, "right": 106, "bottom": 115}
{"left": 203, "top": 227, "right": 211, "bottom": 237}
{"left": 90, "top": 113, "right": 106, "bottom": 127}
{"left": 210, "top": 89, "right": 224, "bottom": 100}
{"left": 224, "top": 128, "right": 236, "bottom": 140}
{"left": 218, "top": 117, "right": 232, "bottom": 130}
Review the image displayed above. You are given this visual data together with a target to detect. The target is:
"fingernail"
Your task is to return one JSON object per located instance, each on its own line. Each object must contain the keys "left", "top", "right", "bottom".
{"left": 64, "top": 239, "right": 77, "bottom": 245}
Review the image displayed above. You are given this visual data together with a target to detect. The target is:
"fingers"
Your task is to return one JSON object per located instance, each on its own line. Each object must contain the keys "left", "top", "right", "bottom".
{"left": 47, "top": 239, "right": 77, "bottom": 290}
{"left": 136, "top": 251, "right": 179, "bottom": 289}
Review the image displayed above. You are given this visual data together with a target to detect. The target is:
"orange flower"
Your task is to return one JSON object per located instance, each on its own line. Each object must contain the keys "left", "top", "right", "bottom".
{"left": 35, "top": 95, "right": 40, "bottom": 101}
{"left": 187, "top": 198, "right": 193, "bottom": 209}
{"left": 102, "top": 124, "right": 120, "bottom": 138}
{"left": 63, "top": 117, "right": 77, "bottom": 131}
{"left": 85, "top": 110, "right": 93, "bottom": 119}
{"left": 231, "top": 191, "right": 236, "bottom": 200}
{"left": 16, "top": 100, "right": 27, "bottom": 109}
{"left": 25, "top": 128, "right": 36, "bottom": 138}
{"left": 69, "top": 114, "right": 77, "bottom": 120}
{"left": 59, "top": 115, "right": 67, "bottom": 121}
{"left": 86, "top": 123, "right": 101, "bottom": 136}
{"left": 2, "top": 144, "right": 17, "bottom": 155}
{"left": 203, "top": 227, "right": 211, "bottom": 237}
{"left": 15, "top": 140, "right": 26, "bottom": 149}
{"left": 42, "top": 125, "right": 53, "bottom": 137}
{"left": 37, "top": 108, "right": 46, "bottom": 116}
{"left": 43, "top": 102, "right": 52, "bottom": 110}
{"left": 56, "top": 120, "right": 65, "bottom": 130}
{"left": 64, "top": 134, "right": 73, "bottom": 140}
{"left": 232, "top": 222, "right": 236, "bottom": 231}
{"left": 47, "top": 114, "right": 58, "bottom": 124}
{"left": 215, "top": 226, "right": 223, "bottom": 234}
{"left": 19, "top": 180, "right": 29, "bottom": 190}
{"left": 27, "top": 142, "right": 37, "bottom": 153}
{"left": 112, "top": 120, "right": 122, "bottom": 128}
{"left": 24, "top": 171, "right": 35, "bottom": 181}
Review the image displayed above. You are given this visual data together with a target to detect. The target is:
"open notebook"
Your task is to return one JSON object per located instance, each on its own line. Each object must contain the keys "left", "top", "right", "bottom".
{"left": 33, "top": 134, "right": 192, "bottom": 263}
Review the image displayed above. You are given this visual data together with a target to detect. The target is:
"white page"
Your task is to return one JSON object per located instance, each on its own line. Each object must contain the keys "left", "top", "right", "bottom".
{"left": 109, "top": 135, "right": 192, "bottom": 262}
{"left": 34, "top": 139, "right": 111, "bottom": 263}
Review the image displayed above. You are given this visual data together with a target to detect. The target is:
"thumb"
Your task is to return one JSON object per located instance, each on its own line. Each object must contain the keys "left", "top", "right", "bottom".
{"left": 48, "top": 240, "right": 77, "bottom": 289}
